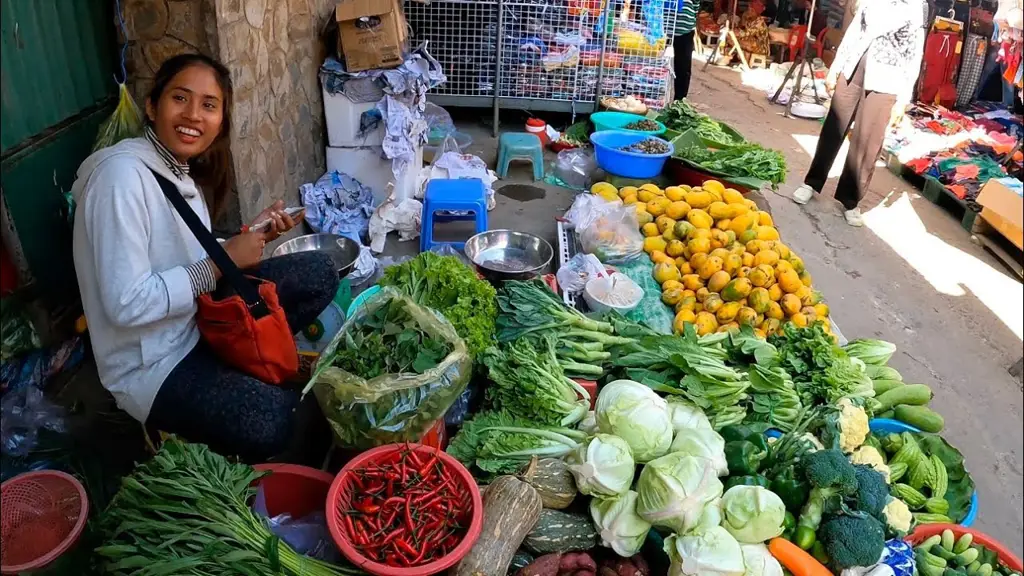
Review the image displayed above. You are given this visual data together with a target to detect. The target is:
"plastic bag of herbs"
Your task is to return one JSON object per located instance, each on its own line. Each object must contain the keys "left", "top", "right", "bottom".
{"left": 303, "top": 287, "right": 471, "bottom": 449}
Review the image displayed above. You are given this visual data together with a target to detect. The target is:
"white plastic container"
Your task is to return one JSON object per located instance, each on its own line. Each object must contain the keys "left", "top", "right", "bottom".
{"left": 325, "top": 144, "right": 423, "bottom": 205}
{"left": 582, "top": 272, "right": 643, "bottom": 315}
{"left": 323, "top": 87, "right": 384, "bottom": 147}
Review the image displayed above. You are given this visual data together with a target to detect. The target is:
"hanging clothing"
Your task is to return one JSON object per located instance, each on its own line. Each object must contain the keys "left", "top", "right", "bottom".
{"left": 918, "top": 30, "right": 962, "bottom": 106}
{"left": 829, "top": 0, "right": 927, "bottom": 102}
{"left": 804, "top": 56, "right": 898, "bottom": 209}
{"left": 956, "top": 34, "right": 988, "bottom": 109}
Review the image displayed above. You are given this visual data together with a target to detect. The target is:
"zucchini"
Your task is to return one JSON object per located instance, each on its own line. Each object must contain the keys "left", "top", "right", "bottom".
{"left": 518, "top": 458, "right": 577, "bottom": 510}
{"left": 874, "top": 384, "right": 933, "bottom": 413}
{"left": 872, "top": 378, "right": 904, "bottom": 396}
{"left": 523, "top": 509, "right": 598, "bottom": 554}
{"left": 894, "top": 405, "right": 945, "bottom": 433}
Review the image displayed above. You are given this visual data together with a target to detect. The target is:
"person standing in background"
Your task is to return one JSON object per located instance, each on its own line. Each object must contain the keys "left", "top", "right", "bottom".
{"left": 790, "top": 0, "right": 928, "bottom": 227}
{"left": 673, "top": 0, "right": 699, "bottom": 99}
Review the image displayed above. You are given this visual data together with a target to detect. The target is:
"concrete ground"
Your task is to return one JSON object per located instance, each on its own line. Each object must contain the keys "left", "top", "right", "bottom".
{"left": 388, "top": 64, "right": 1024, "bottom": 549}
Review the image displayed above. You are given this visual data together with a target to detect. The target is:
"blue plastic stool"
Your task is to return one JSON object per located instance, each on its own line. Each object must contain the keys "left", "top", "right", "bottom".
{"left": 497, "top": 132, "right": 544, "bottom": 181}
{"left": 419, "top": 178, "right": 488, "bottom": 252}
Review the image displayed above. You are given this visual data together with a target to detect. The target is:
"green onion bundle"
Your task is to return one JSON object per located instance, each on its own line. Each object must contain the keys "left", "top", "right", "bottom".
{"left": 96, "top": 439, "right": 362, "bottom": 575}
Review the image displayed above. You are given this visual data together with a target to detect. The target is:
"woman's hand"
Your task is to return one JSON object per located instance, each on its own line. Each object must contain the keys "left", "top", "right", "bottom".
{"left": 250, "top": 200, "right": 302, "bottom": 241}
{"left": 888, "top": 100, "right": 908, "bottom": 128}
{"left": 824, "top": 72, "right": 837, "bottom": 95}
{"left": 221, "top": 232, "right": 267, "bottom": 273}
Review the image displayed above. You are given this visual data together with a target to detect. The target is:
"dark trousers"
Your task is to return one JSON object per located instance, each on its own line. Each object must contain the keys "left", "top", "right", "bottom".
{"left": 148, "top": 251, "right": 339, "bottom": 463}
{"left": 674, "top": 32, "right": 696, "bottom": 99}
{"left": 804, "top": 59, "right": 897, "bottom": 210}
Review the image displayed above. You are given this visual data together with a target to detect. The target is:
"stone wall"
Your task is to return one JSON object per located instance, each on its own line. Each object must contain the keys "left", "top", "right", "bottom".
{"left": 123, "top": 0, "right": 334, "bottom": 229}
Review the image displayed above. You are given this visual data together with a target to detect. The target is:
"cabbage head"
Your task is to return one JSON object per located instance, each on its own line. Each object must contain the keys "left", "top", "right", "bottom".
{"left": 636, "top": 452, "right": 723, "bottom": 533}
{"left": 740, "top": 543, "right": 784, "bottom": 576}
{"left": 590, "top": 490, "right": 651, "bottom": 557}
{"left": 669, "top": 427, "right": 728, "bottom": 476}
{"left": 666, "top": 397, "right": 712, "bottom": 433}
{"left": 664, "top": 526, "right": 745, "bottom": 576}
{"left": 595, "top": 380, "right": 673, "bottom": 462}
{"left": 567, "top": 433, "right": 635, "bottom": 497}
{"left": 720, "top": 485, "right": 786, "bottom": 543}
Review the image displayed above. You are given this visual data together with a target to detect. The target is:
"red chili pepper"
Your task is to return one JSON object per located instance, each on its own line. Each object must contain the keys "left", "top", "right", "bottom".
{"left": 385, "top": 553, "right": 400, "bottom": 567}
{"left": 404, "top": 494, "right": 415, "bottom": 532}
{"left": 396, "top": 537, "right": 418, "bottom": 559}
{"left": 356, "top": 502, "right": 381, "bottom": 514}
{"left": 343, "top": 513, "right": 357, "bottom": 542}
{"left": 400, "top": 461, "right": 407, "bottom": 484}
{"left": 407, "top": 447, "right": 425, "bottom": 469}
{"left": 416, "top": 456, "right": 438, "bottom": 479}
{"left": 382, "top": 526, "right": 406, "bottom": 545}
{"left": 386, "top": 477, "right": 394, "bottom": 498}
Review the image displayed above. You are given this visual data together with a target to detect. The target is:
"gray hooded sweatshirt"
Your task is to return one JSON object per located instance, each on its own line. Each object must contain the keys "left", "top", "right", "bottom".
{"left": 72, "top": 137, "right": 211, "bottom": 422}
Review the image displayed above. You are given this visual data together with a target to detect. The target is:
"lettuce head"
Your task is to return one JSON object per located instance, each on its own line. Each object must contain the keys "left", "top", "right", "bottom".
{"left": 636, "top": 452, "right": 723, "bottom": 533}
{"left": 664, "top": 526, "right": 745, "bottom": 576}
{"left": 568, "top": 433, "right": 635, "bottom": 497}
{"left": 595, "top": 380, "right": 673, "bottom": 462}
{"left": 720, "top": 485, "right": 786, "bottom": 543}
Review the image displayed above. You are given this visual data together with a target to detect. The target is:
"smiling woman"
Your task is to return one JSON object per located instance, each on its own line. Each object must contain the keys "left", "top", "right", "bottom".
{"left": 71, "top": 54, "right": 339, "bottom": 462}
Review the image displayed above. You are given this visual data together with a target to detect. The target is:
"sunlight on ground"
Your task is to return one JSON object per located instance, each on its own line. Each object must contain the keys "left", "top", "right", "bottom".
{"left": 791, "top": 133, "right": 847, "bottom": 178}
{"left": 863, "top": 192, "right": 1024, "bottom": 340}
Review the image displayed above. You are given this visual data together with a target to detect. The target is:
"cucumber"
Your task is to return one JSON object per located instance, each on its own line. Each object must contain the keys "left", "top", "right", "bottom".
{"left": 872, "top": 378, "right": 904, "bottom": 395}
{"left": 941, "top": 529, "right": 956, "bottom": 551}
{"left": 875, "top": 384, "right": 934, "bottom": 413}
{"left": 895, "top": 404, "right": 945, "bottom": 433}
{"left": 954, "top": 534, "right": 974, "bottom": 554}
{"left": 878, "top": 409, "right": 896, "bottom": 419}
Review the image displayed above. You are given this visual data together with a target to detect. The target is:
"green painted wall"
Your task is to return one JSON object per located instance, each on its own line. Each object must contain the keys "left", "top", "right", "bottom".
{"left": 1, "top": 0, "right": 118, "bottom": 299}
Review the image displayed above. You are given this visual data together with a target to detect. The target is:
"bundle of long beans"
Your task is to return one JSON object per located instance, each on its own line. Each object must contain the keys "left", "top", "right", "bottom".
{"left": 96, "top": 439, "right": 363, "bottom": 575}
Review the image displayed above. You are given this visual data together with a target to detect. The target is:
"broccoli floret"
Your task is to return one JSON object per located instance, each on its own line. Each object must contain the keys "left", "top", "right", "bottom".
{"left": 803, "top": 449, "right": 858, "bottom": 492}
{"left": 850, "top": 464, "right": 889, "bottom": 519}
{"left": 818, "top": 514, "right": 886, "bottom": 570}
{"left": 797, "top": 449, "right": 859, "bottom": 532}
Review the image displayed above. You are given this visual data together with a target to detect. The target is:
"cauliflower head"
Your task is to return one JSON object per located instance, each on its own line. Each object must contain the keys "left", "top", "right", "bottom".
{"left": 836, "top": 398, "right": 869, "bottom": 453}
{"left": 850, "top": 445, "right": 891, "bottom": 483}
{"left": 883, "top": 497, "right": 913, "bottom": 534}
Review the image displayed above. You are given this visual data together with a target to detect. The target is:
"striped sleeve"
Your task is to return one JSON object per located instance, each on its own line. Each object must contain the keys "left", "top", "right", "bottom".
{"left": 675, "top": 0, "right": 699, "bottom": 35}
{"left": 184, "top": 258, "right": 217, "bottom": 297}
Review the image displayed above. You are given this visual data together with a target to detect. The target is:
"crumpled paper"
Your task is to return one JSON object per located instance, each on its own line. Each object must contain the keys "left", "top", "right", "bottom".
{"left": 300, "top": 171, "right": 375, "bottom": 243}
{"left": 378, "top": 95, "right": 429, "bottom": 184}
{"left": 368, "top": 185, "right": 423, "bottom": 253}
{"left": 414, "top": 152, "right": 498, "bottom": 210}
{"left": 349, "top": 245, "right": 379, "bottom": 285}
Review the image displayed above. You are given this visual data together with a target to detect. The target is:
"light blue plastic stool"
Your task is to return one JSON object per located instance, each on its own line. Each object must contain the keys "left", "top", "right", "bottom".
{"left": 419, "top": 178, "right": 488, "bottom": 252}
{"left": 497, "top": 132, "right": 544, "bottom": 181}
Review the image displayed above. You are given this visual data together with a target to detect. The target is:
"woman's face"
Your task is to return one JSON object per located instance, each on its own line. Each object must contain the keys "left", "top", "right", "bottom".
{"left": 146, "top": 64, "right": 224, "bottom": 162}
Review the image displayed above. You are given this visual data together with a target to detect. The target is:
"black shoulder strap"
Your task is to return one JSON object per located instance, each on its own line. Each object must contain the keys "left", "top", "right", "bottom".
{"left": 150, "top": 170, "right": 269, "bottom": 318}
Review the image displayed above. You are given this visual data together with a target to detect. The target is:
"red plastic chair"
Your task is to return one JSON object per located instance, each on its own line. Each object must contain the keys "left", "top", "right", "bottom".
{"left": 787, "top": 25, "right": 808, "bottom": 61}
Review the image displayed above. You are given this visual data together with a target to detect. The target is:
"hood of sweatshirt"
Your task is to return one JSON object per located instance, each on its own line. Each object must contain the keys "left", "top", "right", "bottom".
{"left": 71, "top": 137, "right": 200, "bottom": 206}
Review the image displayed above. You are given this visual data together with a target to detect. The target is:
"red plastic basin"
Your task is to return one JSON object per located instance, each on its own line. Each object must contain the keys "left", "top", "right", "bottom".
{"left": 906, "top": 525, "right": 1022, "bottom": 572}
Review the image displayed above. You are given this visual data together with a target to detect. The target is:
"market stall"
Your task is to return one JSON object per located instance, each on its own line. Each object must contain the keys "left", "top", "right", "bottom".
{"left": 4, "top": 81, "right": 1024, "bottom": 576}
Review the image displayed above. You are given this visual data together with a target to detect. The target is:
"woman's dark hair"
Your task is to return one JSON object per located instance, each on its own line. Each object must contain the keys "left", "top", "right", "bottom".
{"left": 148, "top": 53, "right": 235, "bottom": 217}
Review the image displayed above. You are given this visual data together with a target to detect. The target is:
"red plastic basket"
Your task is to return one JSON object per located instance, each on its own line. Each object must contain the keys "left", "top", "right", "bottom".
{"left": 1, "top": 471, "right": 89, "bottom": 574}
{"left": 253, "top": 464, "right": 335, "bottom": 519}
{"left": 326, "top": 443, "right": 483, "bottom": 576}
{"left": 906, "top": 525, "right": 1023, "bottom": 572}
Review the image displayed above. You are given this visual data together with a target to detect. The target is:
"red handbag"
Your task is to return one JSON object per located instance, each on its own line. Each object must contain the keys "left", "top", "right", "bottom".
{"left": 153, "top": 172, "right": 298, "bottom": 384}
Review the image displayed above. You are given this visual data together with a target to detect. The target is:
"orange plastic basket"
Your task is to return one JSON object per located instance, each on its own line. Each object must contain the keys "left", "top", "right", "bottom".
{"left": 1, "top": 470, "right": 89, "bottom": 574}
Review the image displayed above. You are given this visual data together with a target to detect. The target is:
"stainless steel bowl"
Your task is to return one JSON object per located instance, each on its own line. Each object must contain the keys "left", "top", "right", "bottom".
{"left": 272, "top": 233, "right": 360, "bottom": 278}
{"left": 464, "top": 230, "right": 553, "bottom": 282}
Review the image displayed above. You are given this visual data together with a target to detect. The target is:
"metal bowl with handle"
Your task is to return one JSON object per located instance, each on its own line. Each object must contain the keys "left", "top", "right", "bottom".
{"left": 464, "top": 230, "right": 553, "bottom": 282}
{"left": 272, "top": 233, "right": 360, "bottom": 278}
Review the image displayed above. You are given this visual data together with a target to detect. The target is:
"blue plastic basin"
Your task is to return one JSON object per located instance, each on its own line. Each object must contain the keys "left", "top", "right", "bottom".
{"left": 766, "top": 418, "right": 978, "bottom": 527}
{"left": 589, "top": 130, "right": 674, "bottom": 179}
{"left": 590, "top": 111, "right": 667, "bottom": 135}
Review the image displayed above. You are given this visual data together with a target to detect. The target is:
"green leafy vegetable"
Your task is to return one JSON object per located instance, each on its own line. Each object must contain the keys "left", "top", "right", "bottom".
{"left": 380, "top": 252, "right": 497, "bottom": 356}
{"left": 446, "top": 410, "right": 586, "bottom": 477}
{"left": 332, "top": 297, "right": 451, "bottom": 378}
{"left": 481, "top": 336, "right": 590, "bottom": 426}
{"left": 96, "top": 439, "right": 360, "bottom": 576}
{"left": 656, "top": 100, "right": 744, "bottom": 148}
{"left": 769, "top": 323, "right": 873, "bottom": 406}
{"left": 677, "top": 143, "right": 788, "bottom": 185}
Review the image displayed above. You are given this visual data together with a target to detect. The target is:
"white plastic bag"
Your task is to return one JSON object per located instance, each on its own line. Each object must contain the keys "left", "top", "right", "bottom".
{"left": 563, "top": 193, "right": 621, "bottom": 231}
{"left": 556, "top": 253, "right": 608, "bottom": 295}
{"left": 578, "top": 203, "right": 644, "bottom": 264}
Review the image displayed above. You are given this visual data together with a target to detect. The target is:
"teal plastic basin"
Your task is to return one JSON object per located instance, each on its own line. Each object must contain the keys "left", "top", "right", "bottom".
{"left": 590, "top": 111, "right": 667, "bottom": 135}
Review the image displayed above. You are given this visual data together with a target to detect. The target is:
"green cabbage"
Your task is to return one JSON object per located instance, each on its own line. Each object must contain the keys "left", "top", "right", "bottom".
{"left": 567, "top": 434, "right": 635, "bottom": 497}
{"left": 664, "top": 526, "right": 745, "bottom": 576}
{"left": 669, "top": 427, "right": 728, "bottom": 476}
{"left": 636, "top": 452, "right": 723, "bottom": 533}
{"left": 595, "top": 380, "right": 673, "bottom": 462}
{"left": 720, "top": 485, "right": 786, "bottom": 543}
{"left": 590, "top": 490, "right": 651, "bottom": 557}
{"left": 740, "top": 543, "right": 784, "bottom": 576}
{"left": 666, "top": 397, "right": 713, "bottom": 433}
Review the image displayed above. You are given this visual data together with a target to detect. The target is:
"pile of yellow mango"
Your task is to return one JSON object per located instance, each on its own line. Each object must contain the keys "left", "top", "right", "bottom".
{"left": 590, "top": 180, "right": 831, "bottom": 338}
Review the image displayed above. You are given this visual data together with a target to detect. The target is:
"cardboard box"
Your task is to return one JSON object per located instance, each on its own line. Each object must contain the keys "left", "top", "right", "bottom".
{"left": 976, "top": 179, "right": 1023, "bottom": 249}
{"left": 335, "top": 0, "right": 407, "bottom": 72}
